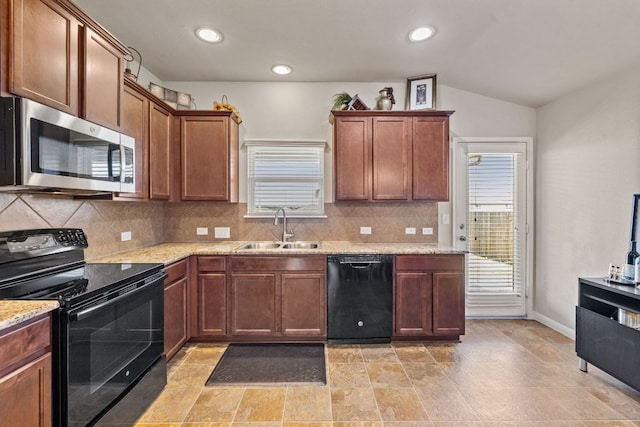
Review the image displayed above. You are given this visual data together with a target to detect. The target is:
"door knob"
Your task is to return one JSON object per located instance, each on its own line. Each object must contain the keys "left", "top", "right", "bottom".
{"left": 459, "top": 235, "right": 467, "bottom": 242}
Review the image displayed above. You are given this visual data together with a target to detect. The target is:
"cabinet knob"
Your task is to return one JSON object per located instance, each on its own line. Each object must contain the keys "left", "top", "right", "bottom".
{"left": 458, "top": 235, "right": 467, "bottom": 242}
{"left": 357, "top": 320, "right": 364, "bottom": 327}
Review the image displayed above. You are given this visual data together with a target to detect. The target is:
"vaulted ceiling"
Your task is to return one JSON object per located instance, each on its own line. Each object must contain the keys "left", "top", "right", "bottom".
{"left": 75, "top": 0, "right": 640, "bottom": 107}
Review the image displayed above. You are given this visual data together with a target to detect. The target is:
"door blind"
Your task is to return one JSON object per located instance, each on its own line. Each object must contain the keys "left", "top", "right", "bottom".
{"left": 466, "top": 152, "right": 525, "bottom": 306}
{"left": 246, "top": 141, "right": 325, "bottom": 216}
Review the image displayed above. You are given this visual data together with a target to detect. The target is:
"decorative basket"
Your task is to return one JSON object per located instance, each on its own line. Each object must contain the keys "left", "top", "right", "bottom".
{"left": 149, "top": 82, "right": 195, "bottom": 110}
{"left": 213, "top": 95, "right": 242, "bottom": 124}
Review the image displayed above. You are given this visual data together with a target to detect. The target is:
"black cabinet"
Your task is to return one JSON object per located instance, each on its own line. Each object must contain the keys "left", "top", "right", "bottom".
{"left": 576, "top": 277, "right": 640, "bottom": 390}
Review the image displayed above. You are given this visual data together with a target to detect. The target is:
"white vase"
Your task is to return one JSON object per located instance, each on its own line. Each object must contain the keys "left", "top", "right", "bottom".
{"left": 378, "top": 89, "right": 392, "bottom": 110}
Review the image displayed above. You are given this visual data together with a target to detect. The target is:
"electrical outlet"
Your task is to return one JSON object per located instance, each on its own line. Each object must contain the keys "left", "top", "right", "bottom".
{"left": 214, "top": 227, "right": 230, "bottom": 238}
{"left": 120, "top": 231, "right": 132, "bottom": 242}
{"left": 405, "top": 227, "right": 416, "bottom": 235}
{"left": 360, "top": 226, "right": 372, "bottom": 235}
{"left": 422, "top": 227, "right": 434, "bottom": 235}
{"left": 196, "top": 227, "right": 209, "bottom": 236}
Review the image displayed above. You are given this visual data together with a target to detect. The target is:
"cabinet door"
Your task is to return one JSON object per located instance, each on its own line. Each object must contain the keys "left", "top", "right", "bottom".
{"left": 372, "top": 117, "right": 411, "bottom": 200}
{"left": 394, "top": 272, "right": 432, "bottom": 336}
{"left": 197, "top": 273, "right": 227, "bottom": 336}
{"left": 10, "top": 0, "right": 79, "bottom": 115}
{"left": 149, "top": 102, "right": 172, "bottom": 200}
{"left": 432, "top": 271, "right": 465, "bottom": 335}
{"left": 334, "top": 116, "right": 370, "bottom": 200}
{"left": 412, "top": 116, "right": 449, "bottom": 201}
{"left": 164, "top": 276, "right": 188, "bottom": 359}
{"left": 230, "top": 273, "right": 277, "bottom": 336}
{"left": 0, "top": 353, "right": 52, "bottom": 427}
{"left": 82, "top": 26, "right": 123, "bottom": 130}
{"left": 281, "top": 273, "right": 326, "bottom": 337}
{"left": 181, "top": 116, "right": 229, "bottom": 200}
{"left": 119, "top": 83, "right": 148, "bottom": 199}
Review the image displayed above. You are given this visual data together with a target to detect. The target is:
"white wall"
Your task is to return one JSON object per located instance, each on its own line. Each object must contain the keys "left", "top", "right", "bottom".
{"left": 436, "top": 86, "right": 537, "bottom": 244}
{"left": 164, "top": 81, "right": 536, "bottom": 240}
{"left": 163, "top": 81, "right": 401, "bottom": 205}
{"left": 536, "top": 63, "right": 640, "bottom": 331}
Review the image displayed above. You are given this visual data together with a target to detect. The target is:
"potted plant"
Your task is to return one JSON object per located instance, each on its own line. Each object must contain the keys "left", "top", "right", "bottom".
{"left": 332, "top": 92, "right": 352, "bottom": 110}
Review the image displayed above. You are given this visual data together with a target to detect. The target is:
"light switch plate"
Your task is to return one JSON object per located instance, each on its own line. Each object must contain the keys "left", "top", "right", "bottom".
{"left": 442, "top": 213, "right": 450, "bottom": 225}
{"left": 196, "top": 227, "right": 209, "bottom": 235}
{"left": 214, "top": 227, "right": 230, "bottom": 238}
{"left": 360, "top": 226, "right": 372, "bottom": 235}
{"left": 121, "top": 231, "right": 132, "bottom": 241}
{"left": 405, "top": 227, "right": 416, "bottom": 235}
{"left": 422, "top": 227, "right": 434, "bottom": 235}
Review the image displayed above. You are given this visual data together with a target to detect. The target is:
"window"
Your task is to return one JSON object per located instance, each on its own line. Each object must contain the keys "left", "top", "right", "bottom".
{"left": 245, "top": 140, "right": 326, "bottom": 217}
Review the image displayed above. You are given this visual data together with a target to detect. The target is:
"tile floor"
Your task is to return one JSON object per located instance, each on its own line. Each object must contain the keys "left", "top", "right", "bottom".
{"left": 100, "top": 319, "right": 640, "bottom": 426}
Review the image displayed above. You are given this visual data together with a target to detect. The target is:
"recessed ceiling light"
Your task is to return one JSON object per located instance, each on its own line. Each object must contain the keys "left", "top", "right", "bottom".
{"left": 271, "top": 64, "right": 292, "bottom": 75}
{"left": 196, "top": 27, "right": 223, "bottom": 43}
{"left": 409, "top": 26, "right": 436, "bottom": 42}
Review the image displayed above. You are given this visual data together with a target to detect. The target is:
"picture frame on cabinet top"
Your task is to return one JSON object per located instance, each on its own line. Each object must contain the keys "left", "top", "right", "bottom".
{"left": 406, "top": 74, "right": 436, "bottom": 110}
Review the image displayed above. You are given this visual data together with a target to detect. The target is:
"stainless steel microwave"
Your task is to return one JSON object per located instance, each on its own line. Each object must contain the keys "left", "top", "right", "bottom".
{"left": 0, "top": 97, "right": 134, "bottom": 195}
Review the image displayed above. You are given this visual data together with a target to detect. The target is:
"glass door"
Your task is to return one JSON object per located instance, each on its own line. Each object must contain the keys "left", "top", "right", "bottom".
{"left": 454, "top": 140, "right": 530, "bottom": 317}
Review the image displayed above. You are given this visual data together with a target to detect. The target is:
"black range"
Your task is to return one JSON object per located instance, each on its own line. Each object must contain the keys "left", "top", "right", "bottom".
{"left": 0, "top": 228, "right": 167, "bottom": 427}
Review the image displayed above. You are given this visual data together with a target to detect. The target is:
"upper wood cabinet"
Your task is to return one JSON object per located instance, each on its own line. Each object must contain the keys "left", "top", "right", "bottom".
{"left": 372, "top": 116, "right": 411, "bottom": 200}
{"left": 149, "top": 101, "right": 173, "bottom": 200}
{"left": 119, "top": 79, "right": 176, "bottom": 201}
{"left": 178, "top": 111, "right": 239, "bottom": 202}
{"left": 82, "top": 26, "right": 123, "bottom": 129}
{"left": 119, "top": 81, "right": 149, "bottom": 199}
{"left": 5, "top": 0, "right": 127, "bottom": 130}
{"left": 331, "top": 110, "right": 453, "bottom": 202}
{"left": 412, "top": 116, "right": 450, "bottom": 200}
{"left": 8, "top": 0, "right": 79, "bottom": 114}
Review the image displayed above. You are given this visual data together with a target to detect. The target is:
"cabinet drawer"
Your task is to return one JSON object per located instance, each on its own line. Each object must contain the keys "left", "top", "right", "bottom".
{"left": 0, "top": 315, "right": 50, "bottom": 372}
{"left": 230, "top": 256, "right": 325, "bottom": 272}
{"left": 198, "top": 256, "right": 226, "bottom": 272}
{"left": 164, "top": 259, "right": 188, "bottom": 284}
{"left": 395, "top": 255, "right": 464, "bottom": 272}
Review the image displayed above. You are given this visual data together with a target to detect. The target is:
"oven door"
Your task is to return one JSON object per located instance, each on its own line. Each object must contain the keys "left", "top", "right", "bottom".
{"left": 60, "top": 273, "right": 165, "bottom": 427}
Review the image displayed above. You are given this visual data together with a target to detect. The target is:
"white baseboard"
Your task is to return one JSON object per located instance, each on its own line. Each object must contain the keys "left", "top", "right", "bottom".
{"left": 533, "top": 311, "right": 575, "bottom": 340}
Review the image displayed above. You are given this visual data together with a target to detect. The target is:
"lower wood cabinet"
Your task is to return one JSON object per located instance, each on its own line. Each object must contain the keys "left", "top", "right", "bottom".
{"left": 0, "top": 314, "right": 52, "bottom": 427}
{"left": 162, "top": 253, "right": 464, "bottom": 350}
{"left": 394, "top": 255, "right": 465, "bottom": 339}
{"left": 163, "top": 259, "right": 189, "bottom": 360}
{"left": 229, "top": 256, "right": 326, "bottom": 339}
{"left": 194, "top": 256, "right": 227, "bottom": 337}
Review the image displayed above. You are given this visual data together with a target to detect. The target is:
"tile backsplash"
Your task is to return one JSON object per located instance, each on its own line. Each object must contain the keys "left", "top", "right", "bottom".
{"left": 0, "top": 194, "right": 438, "bottom": 259}
{"left": 164, "top": 202, "right": 438, "bottom": 244}
{"left": 0, "top": 194, "right": 164, "bottom": 260}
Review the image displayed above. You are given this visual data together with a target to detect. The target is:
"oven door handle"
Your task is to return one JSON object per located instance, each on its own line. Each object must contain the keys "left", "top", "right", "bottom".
{"left": 69, "top": 272, "right": 166, "bottom": 322}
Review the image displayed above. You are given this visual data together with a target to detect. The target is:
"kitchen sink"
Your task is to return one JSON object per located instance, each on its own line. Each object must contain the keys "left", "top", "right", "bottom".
{"left": 237, "top": 242, "right": 282, "bottom": 250}
{"left": 281, "top": 241, "right": 320, "bottom": 249}
{"left": 236, "top": 241, "right": 320, "bottom": 250}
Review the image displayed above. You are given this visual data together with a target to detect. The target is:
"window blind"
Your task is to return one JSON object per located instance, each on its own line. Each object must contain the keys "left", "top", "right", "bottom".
{"left": 246, "top": 141, "right": 325, "bottom": 217}
{"left": 466, "top": 152, "right": 525, "bottom": 307}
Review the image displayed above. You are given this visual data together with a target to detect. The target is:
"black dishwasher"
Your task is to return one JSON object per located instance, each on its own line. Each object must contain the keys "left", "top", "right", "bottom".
{"left": 327, "top": 254, "right": 393, "bottom": 344}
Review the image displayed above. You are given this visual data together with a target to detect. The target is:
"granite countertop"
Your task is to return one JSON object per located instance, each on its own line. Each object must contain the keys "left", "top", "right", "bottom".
{"left": 0, "top": 300, "right": 59, "bottom": 331}
{"left": 92, "top": 241, "right": 465, "bottom": 265}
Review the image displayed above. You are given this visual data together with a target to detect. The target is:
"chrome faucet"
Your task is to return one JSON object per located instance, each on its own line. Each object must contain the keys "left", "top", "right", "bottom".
{"left": 274, "top": 208, "right": 294, "bottom": 242}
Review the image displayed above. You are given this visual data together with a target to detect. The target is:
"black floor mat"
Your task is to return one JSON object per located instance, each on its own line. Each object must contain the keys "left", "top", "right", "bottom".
{"left": 205, "top": 343, "right": 326, "bottom": 386}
